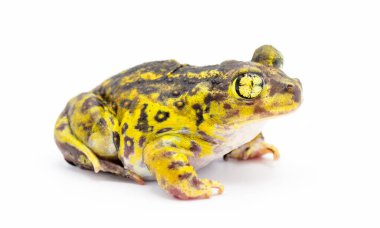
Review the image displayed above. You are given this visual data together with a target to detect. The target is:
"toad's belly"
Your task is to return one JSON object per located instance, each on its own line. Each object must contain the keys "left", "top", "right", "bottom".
{"left": 190, "top": 120, "right": 266, "bottom": 170}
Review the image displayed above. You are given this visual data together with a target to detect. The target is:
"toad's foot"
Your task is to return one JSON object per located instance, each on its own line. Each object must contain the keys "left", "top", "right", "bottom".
{"left": 224, "top": 133, "right": 280, "bottom": 161}
{"left": 167, "top": 178, "right": 224, "bottom": 200}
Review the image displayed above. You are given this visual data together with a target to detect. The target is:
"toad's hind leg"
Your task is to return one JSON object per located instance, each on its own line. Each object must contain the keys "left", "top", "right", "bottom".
{"left": 54, "top": 93, "right": 144, "bottom": 184}
{"left": 224, "top": 133, "right": 279, "bottom": 161}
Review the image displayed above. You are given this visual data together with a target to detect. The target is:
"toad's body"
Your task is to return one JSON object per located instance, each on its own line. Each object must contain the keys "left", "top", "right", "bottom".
{"left": 54, "top": 45, "right": 302, "bottom": 199}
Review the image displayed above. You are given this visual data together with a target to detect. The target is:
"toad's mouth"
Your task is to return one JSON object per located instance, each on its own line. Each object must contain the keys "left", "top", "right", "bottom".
{"left": 223, "top": 102, "right": 302, "bottom": 127}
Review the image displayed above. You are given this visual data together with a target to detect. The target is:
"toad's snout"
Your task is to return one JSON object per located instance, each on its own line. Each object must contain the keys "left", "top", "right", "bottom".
{"left": 292, "top": 78, "right": 302, "bottom": 103}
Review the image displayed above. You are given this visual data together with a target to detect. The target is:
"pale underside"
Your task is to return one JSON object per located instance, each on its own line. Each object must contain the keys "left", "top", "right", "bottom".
{"left": 191, "top": 120, "right": 266, "bottom": 169}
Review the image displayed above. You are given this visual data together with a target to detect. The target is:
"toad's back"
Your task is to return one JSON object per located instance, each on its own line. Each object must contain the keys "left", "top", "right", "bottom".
{"left": 92, "top": 59, "right": 228, "bottom": 108}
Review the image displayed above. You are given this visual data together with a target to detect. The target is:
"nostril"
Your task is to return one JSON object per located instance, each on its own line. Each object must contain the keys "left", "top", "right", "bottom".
{"left": 286, "top": 84, "right": 294, "bottom": 93}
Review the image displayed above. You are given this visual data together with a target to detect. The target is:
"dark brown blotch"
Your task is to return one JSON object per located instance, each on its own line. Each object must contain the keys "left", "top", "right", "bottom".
{"left": 162, "top": 151, "right": 176, "bottom": 158}
{"left": 112, "top": 131, "right": 120, "bottom": 152}
{"left": 135, "top": 104, "right": 151, "bottom": 132}
{"left": 156, "top": 128, "right": 172, "bottom": 134}
{"left": 97, "top": 118, "right": 107, "bottom": 128}
{"left": 226, "top": 109, "right": 240, "bottom": 118}
{"left": 78, "top": 123, "right": 92, "bottom": 133}
{"left": 174, "top": 100, "right": 185, "bottom": 110}
{"left": 268, "top": 78, "right": 286, "bottom": 96}
{"left": 81, "top": 97, "right": 103, "bottom": 113}
{"left": 204, "top": 94, "right": 213, "bottom": 105}
{"left": 178, "top": 172, "right": 192, "bottom": 180}
{"left": 98, "top": 86, "right": 107, "bottom": 97}
{"left": 138, "top": 136, "right": 146, "bottom": 147}
{"left": 190, "top": 141, "right": 201, "bottom": 157}
{"left": 109, "top": 117, "right": 115, "bottom": 125}
{"left": 191, "top": 176, "right": 203, "bottom": 189}
{"left": 154, "top": 110, "right": 170, "bottom": 122}
{"left": 56, "top": 123, "right": 68, "bottom": 131}
{"left": 123, "top": 136, "right": 135, "bottom": 159}
{"left": 198, "top": 131, "right": 219, "bottom": 144}
{"left": 121, "top": 123, "right": 128, "bottom": 134}
{"left": 204, "top": 93, "right": 227, "bottom": 105}
{"left": 253, "top": 101, "right": 270, "bottom": 116}
{"left": 192, "top": 104, "right": 204, "bottom": 126}
{"left": 111, "top": 101, "right": 118, "bottom": 114}
{"left": 223, "top": 103, "right": 232, "bottom": 109}
{"left": 168, "top": 161, "right": 185, "bottom": 170}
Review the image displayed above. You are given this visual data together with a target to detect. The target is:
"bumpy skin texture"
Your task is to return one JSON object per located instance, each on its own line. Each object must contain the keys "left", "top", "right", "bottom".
{"left": 54, "top": 45, "right": 302, "bottom": 199}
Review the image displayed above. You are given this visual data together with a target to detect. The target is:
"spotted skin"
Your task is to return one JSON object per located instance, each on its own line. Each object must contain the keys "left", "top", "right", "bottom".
{"left": 54, "top": 45, "right": 302, "bottom": 199}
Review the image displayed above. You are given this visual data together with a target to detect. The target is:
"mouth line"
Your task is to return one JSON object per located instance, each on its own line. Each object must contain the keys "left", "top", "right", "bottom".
{"left": 224, "top": 103, "right": 301, "bottom": 126}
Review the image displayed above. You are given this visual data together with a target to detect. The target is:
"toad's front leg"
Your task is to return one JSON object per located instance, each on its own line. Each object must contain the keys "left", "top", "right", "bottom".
{"left": 144, "top": 136, "right": 223, "bottom": 200}
{"left": 224, "top": 133, "right": 279, "bottom": 161}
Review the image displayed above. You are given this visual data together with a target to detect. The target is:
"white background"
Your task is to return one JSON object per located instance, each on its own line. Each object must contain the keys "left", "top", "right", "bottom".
{"left": 1, "top": 0, "right": 379, "bottom": 227}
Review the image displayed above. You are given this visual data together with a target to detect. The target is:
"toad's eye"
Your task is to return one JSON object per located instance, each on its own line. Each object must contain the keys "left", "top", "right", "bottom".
{"left": 232, "top": 73, "right": 264, "bottom": 99}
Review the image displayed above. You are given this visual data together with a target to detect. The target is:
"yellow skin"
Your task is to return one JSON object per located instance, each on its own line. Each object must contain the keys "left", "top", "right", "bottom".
{"left": 54, "top": 45, "right": 302, "bottom": 199}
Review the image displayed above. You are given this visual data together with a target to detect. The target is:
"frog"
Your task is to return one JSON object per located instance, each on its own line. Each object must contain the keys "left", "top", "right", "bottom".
{"left": 54, "top": 45, "right": 302, "bottom": 200}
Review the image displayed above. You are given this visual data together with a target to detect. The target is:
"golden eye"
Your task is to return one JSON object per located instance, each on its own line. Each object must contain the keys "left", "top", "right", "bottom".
{"left": 233, "top": 73, "right": 263, "bottom": 99}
